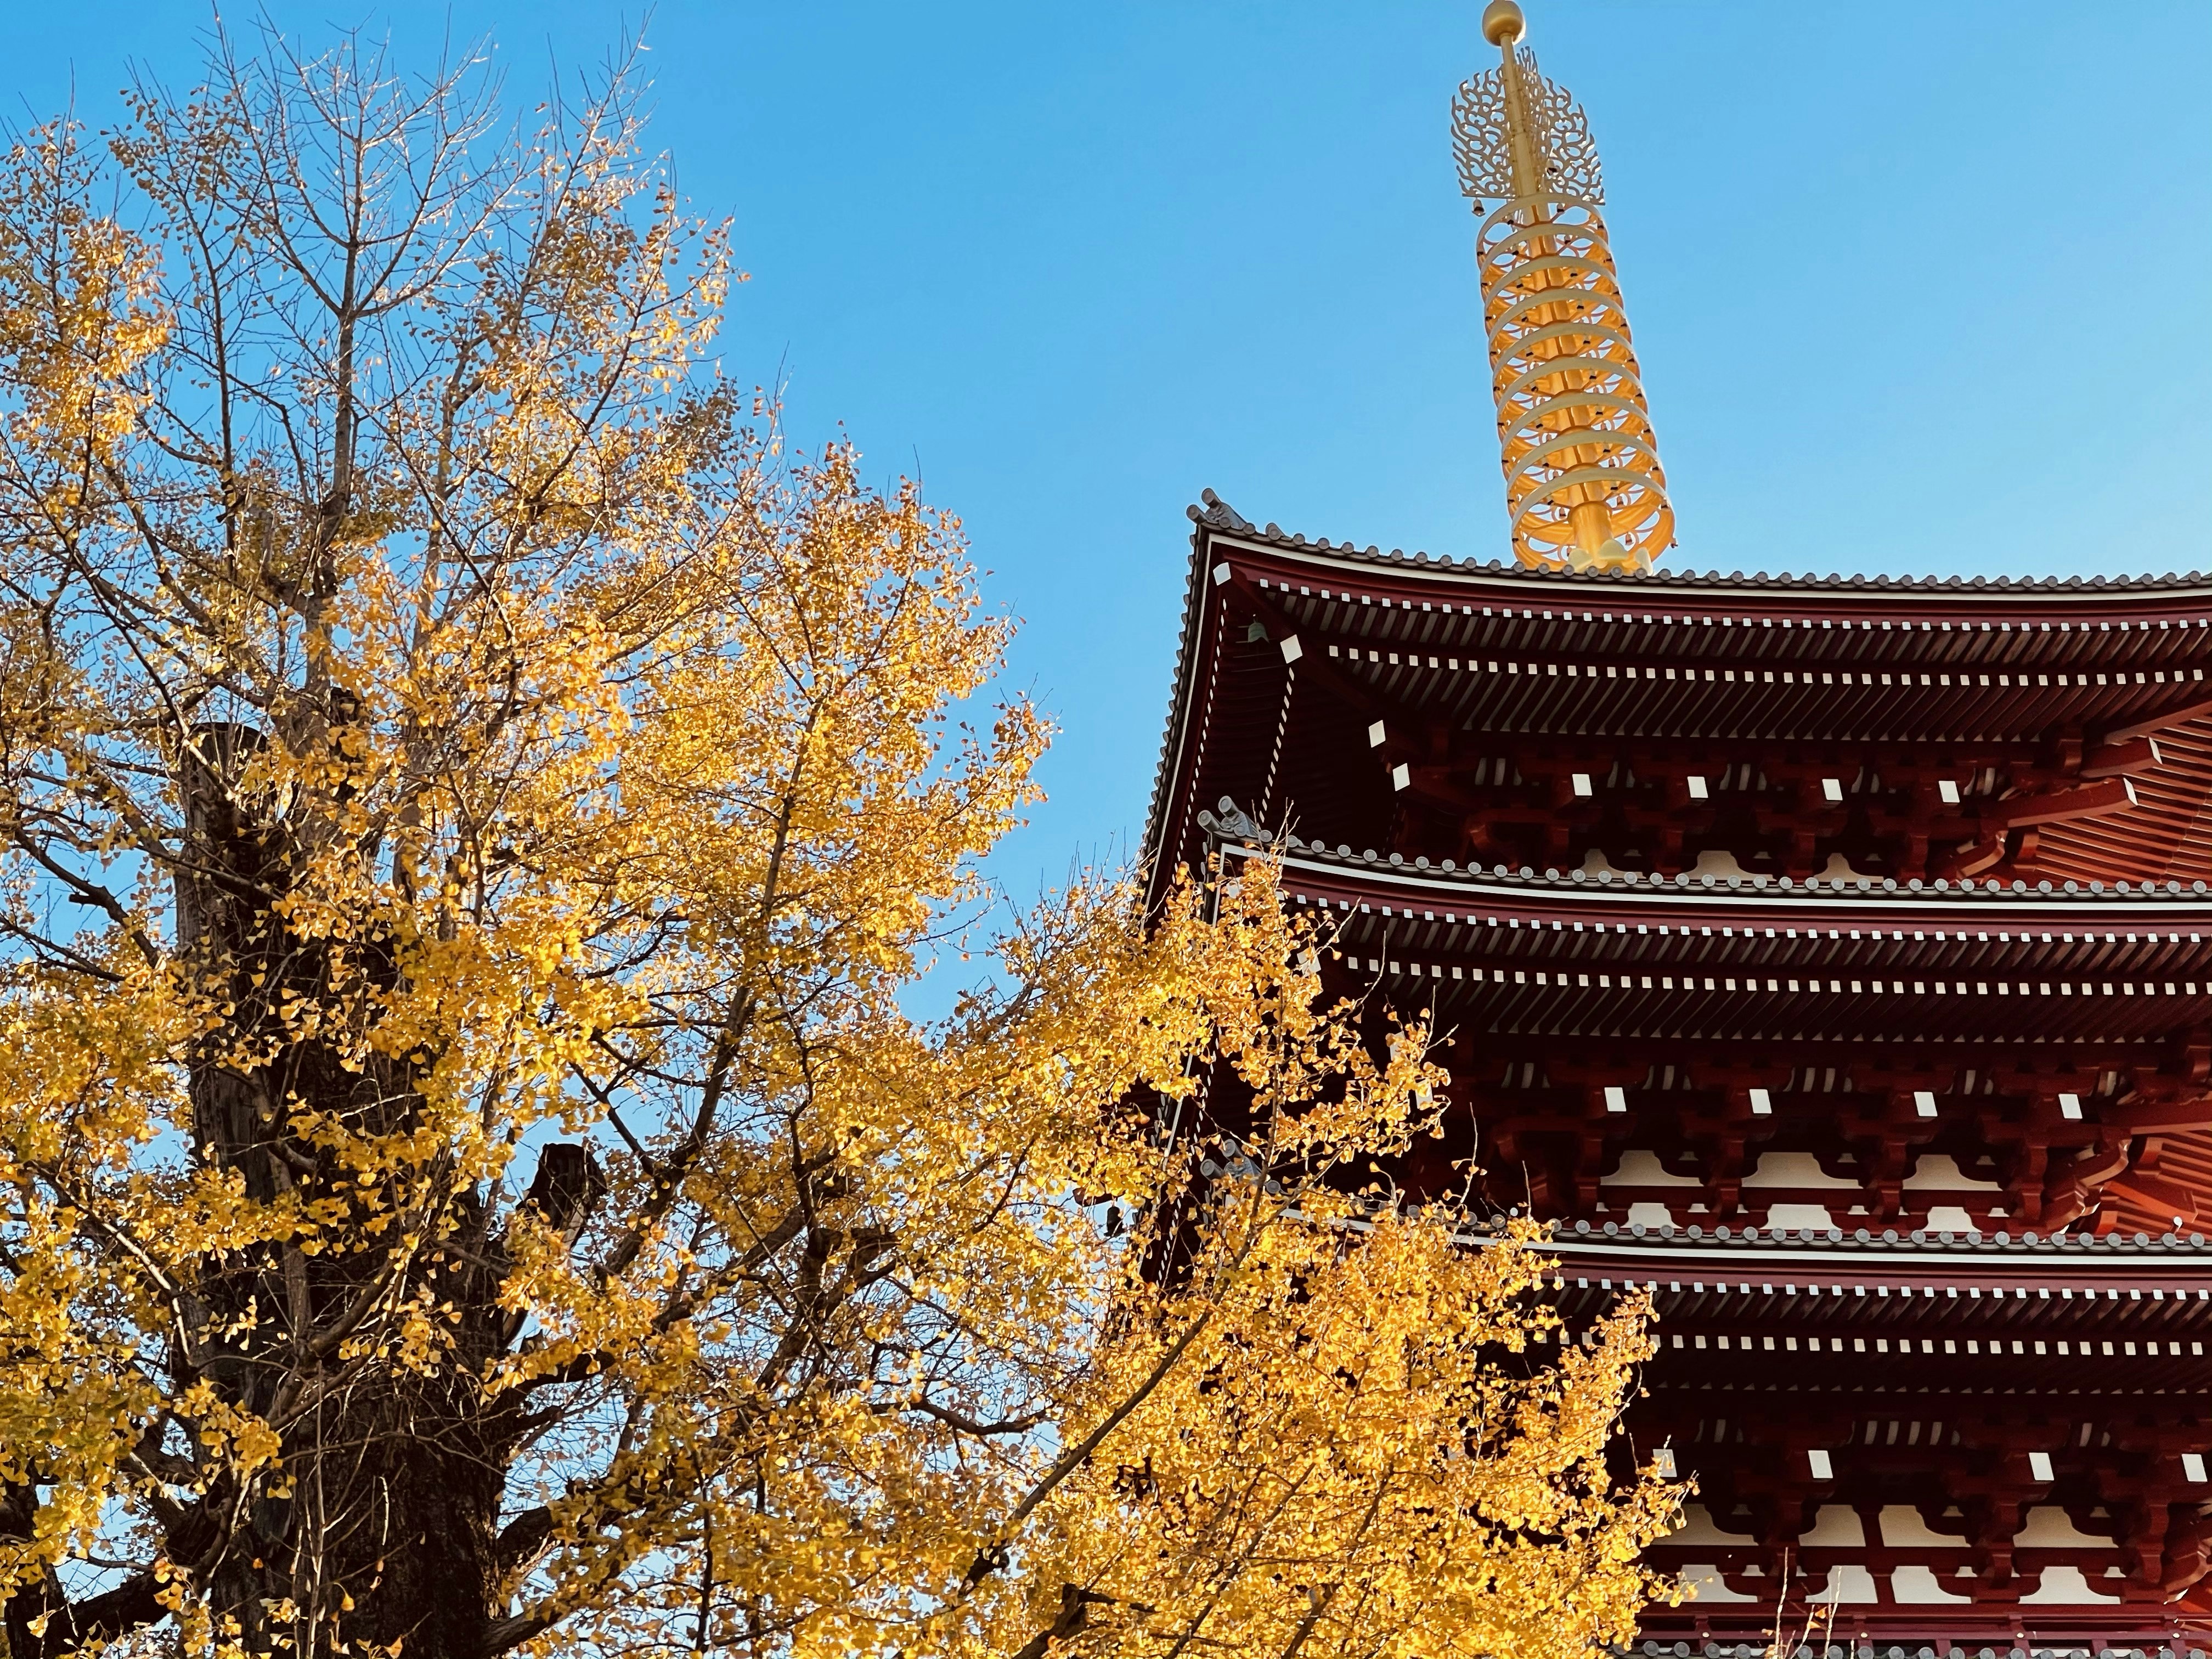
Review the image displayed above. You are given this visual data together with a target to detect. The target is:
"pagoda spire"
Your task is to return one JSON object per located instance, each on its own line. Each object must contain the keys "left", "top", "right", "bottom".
{"left": 1453, "top": 0, "right": 1674, "bottom": 573}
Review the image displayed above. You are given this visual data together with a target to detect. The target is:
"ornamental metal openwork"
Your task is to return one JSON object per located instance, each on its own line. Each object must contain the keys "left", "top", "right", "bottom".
{"left": 1453, "top": 0, "right": 1673, "bottom": 575}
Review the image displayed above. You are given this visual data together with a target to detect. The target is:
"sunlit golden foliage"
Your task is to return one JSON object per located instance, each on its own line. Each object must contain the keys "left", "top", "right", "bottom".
{"left": 0, "top": 22, "right": 1677, "bottom": 1659}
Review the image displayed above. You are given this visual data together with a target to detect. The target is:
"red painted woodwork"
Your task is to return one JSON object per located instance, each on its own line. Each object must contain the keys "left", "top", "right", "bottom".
{"left": 1144, "top": 501, "right": 2212, "bottom": 1647}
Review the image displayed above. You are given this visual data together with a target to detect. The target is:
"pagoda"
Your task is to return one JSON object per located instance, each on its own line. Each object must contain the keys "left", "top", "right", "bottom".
{"left": 1139, "top": 4, "right": 2212, "bottom": 1652}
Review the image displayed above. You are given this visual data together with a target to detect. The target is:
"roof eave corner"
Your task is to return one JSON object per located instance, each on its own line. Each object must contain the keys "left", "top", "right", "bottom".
{"left": 1137, "top": 495, "right": 1244, "bottom": 911}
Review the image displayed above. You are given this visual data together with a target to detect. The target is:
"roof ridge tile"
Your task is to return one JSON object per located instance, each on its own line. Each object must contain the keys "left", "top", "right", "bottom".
{"left": 1191, "top": 505, "right": 2194, "bottom": 593}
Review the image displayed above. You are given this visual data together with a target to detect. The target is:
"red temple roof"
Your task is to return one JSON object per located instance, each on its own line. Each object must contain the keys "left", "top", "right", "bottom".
{"left": 1150, "top": 500, "right": 2212, "bottom": 905}
{"left": 1141, "top": 498, "right": 2212, "bottom": 1645}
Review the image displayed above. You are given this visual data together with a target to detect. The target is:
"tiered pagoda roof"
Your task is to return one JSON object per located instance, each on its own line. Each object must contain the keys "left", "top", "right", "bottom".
{"left": 1151, "top": 498, "right": 2212, "bottom": 905}
{"left": 1142, "top": 500, "right": 2212, "bottom": 1647}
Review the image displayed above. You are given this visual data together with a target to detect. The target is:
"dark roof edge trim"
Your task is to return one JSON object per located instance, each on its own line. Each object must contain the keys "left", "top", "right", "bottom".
{"left": 1532, "top": 1232, "right": 2212, "bottom": 1270}
{"left": 1222, "top": 842, "right": 2212, "bottom": 916}
{"left": 1194, "top": 501, "right": 2212, "bottom": 602}
{"left": 1139, "top": 516, "right": 1216, "bottom": 906}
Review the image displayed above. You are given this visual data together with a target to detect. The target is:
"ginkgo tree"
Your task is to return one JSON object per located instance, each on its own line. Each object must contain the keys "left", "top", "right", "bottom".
{"left": 0, "top": 24, "right": 1680, "bottom": 1659}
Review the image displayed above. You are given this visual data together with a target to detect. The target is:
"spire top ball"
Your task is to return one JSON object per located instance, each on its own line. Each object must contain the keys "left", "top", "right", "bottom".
{"left": 1481, "top": 0, "right": 1526, "bottom": 46}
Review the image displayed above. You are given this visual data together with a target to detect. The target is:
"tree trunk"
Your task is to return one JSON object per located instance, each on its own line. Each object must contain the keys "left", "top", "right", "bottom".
{"left": 167, "top": 723, "right": 513, "bottom": 1658}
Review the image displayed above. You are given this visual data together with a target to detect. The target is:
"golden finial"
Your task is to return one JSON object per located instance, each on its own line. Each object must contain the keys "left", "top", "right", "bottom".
{"left": 1453, "top": 3, "right": 1674, "bottom": 573}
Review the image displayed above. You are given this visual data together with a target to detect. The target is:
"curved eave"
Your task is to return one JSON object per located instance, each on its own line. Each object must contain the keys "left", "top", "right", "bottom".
{"left": 1527, "top": 1230, "right": 2212, "bottom": 1288}
{"left": 1139, "top": 514, "right": 1220, "bottom": 910}
{"left": 1142, "top": 498, "right": 2212, "bottom": 905}
{"left": 1226, "top": 840, "right": 2212, "bottom": 926}
{"left": 1201, "top": 504, "right": 2212, "bottom": 613}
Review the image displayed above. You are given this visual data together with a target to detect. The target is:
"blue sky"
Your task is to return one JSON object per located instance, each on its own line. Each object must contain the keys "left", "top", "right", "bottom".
{"left": 5, "top": 1, "right": 2209, "bottom": 888}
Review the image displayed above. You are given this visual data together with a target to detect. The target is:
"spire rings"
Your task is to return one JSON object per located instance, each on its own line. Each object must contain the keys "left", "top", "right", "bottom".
{"left": 1475, "top": 194, "right": 1673, "bottom": 570}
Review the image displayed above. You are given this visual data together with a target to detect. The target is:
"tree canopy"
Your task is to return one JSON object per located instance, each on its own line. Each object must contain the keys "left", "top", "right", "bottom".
{"left": 0, "top": 26, "right": 1678, "bottom": 1659}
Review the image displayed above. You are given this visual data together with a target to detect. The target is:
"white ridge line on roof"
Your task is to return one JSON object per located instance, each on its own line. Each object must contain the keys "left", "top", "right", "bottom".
{"left": 1201, "top": 526, "right": 2212, "bottom": 599}
{"left": 1235, "top": 846, "right": 2212, "bottom": 914}
{"left": 1312, "top": 1209, "right": 2212, "bottom": 1273}
{"left": 1530, "top": 1235, "right": 2212, "bottom": 1274}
